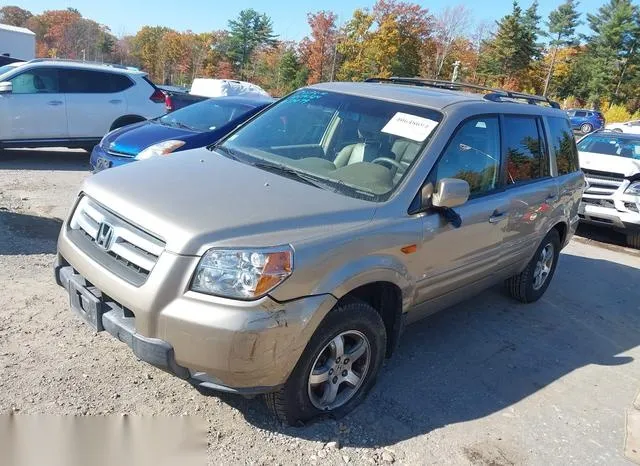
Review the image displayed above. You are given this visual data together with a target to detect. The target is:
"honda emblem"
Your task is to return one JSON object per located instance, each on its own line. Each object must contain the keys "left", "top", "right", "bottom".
{"left": 96, "top": 222, "right": 113, "bottom": 250}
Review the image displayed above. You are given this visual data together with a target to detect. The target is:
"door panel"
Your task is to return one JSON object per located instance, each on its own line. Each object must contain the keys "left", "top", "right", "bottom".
{"left": 501, "top": 178, "right": 559, "bottom": 268}
{"left": 61, "top": 69, "right": 128, "bottom": 138}
{"left": 0, "top": 67, "right": 67, "bottom": 140}
{"left": 413, "top": 192, "right": 511, "bottom": 307}
{"left": 500, "top": 114, "right": 556, "bottom": 269}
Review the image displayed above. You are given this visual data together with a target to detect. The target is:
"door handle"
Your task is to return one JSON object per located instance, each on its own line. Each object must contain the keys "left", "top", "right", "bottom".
{"left": 47, "top": 100, "right": 63, "bottom": 106}
{"left": 109, "top": 99, "right": 122, "bottom": 104}
{"left": 488, "top": 210, "right": 507, "bottom": 223}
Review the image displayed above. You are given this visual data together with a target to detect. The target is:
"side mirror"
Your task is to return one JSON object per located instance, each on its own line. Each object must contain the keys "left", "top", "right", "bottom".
{"left": 0, "top": 82, "right": 12, "bottom": 93}
{"left": 432, "top": 178, "right": 470, "bottom": 208}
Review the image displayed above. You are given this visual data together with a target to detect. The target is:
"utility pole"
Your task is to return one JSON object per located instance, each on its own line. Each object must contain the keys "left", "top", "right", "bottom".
{"left": 81, "top": 49, "right": 86, "bottom": 61}
{"left": 451, "top": 61, "right": 461, "bottom": 82}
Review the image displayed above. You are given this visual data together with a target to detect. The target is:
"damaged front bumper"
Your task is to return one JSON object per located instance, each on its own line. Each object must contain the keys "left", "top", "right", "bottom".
{"left": 54, "top": 259, "right": 337, "bottom": 395}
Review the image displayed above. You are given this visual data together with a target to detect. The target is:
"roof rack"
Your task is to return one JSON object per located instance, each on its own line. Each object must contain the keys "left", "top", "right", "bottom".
{"left": 27, "top": 58, "right": 139, "bottom": 71}
{"left": 364, "top": 77, "right": 561, "bottom": 109}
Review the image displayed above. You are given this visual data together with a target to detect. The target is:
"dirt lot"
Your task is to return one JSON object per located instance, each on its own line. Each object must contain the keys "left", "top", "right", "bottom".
{"left": 1, "top": 149, "right": 640, "bottom": 465}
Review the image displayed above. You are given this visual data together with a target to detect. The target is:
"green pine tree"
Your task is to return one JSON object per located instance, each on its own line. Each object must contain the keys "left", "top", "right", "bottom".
{"left": 543, "top": 0, "right": 581, "bottom": 96}
{"left": 226, "top": 9, "right": 278, "bottom": 79}
{"left": 584, "top": 0, "right": 640, "bottom": 106}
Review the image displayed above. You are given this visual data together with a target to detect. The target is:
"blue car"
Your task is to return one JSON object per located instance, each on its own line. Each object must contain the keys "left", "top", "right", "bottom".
{"left": 90, "top": 96, "right": 274, "bottom": 172}
{"left": 566, "top": 108, "right": 605, "bottom": 134}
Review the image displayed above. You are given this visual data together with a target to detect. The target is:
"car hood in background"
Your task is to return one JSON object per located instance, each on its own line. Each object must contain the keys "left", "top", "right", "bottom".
{"left": 103, "top": 121, "right": 196, "bottom": 156}
{"left": 82, "top": 149, "right": 377, "bottom": 255}
{"left": 579, "top": 151, "right": 640, "bottom": 177}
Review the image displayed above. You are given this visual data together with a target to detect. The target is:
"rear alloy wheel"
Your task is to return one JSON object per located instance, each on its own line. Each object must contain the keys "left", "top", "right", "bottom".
{"left": 581, "top": 123, "right": 593, "bottom": 133}
{"left": 264, "top": 301, "right": 386, "bottom": 425}
{"left": 506, "top": 229, "right": 561, "bottom": 303}
{"left": 627, "top": 233, "right": 640, "bottom": 249}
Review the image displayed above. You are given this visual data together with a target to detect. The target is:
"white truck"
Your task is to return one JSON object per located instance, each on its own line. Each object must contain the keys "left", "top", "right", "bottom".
{"left": 0, "top": 24, "right": 36, "bottom": 61}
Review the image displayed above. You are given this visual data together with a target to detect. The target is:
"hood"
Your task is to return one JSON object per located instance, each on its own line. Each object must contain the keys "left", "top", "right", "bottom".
{"left": 82, "top": 149, "right": 377, "bottom": 255}
{"left": 579, "top": 151, "right": 640, "bottom": 178}
{"left": 103, "top": 120, "right": 196, "bottom": 156}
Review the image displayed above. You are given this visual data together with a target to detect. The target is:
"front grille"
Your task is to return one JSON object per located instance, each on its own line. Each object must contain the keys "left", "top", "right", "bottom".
{"left": 69, "top": 196, "right": 165, "bottom": 285}
{"left": 625, "top": 202, "right": 640, "bottom": 213}
{"left": 583, "top": 198, "right": 616, "bottom": 209}
{"left": 582, "top": 169, "right": 624, "bottom": 196}
{"left": 106, "top": 148, "right": 136, "bottom": 158}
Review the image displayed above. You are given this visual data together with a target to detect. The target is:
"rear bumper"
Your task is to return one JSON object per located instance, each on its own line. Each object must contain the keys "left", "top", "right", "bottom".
{"left": 90, "top": 144, "right": 136, "bottom": 173}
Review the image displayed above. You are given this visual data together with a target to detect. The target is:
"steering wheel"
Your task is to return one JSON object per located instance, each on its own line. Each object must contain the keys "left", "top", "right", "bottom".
{"left": 371, "top": 157, "right": 404, "bottom": 171}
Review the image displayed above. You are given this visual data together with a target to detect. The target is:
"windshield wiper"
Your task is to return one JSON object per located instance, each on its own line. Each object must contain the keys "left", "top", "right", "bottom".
{"left": 251, "top": 161, "right": 333, "bottom": 190}
{"left": 212, "top": 144, "right": 245, "bottom": 161}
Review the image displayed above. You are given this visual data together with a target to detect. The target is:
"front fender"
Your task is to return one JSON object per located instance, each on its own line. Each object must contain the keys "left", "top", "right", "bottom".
{"left": 312, "top": 254, "right": 414, "bottom": 312}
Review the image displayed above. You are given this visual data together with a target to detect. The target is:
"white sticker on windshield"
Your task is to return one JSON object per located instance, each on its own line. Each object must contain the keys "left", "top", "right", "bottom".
{"left": 381, "top": 112, "right": 438, "bottom": 142}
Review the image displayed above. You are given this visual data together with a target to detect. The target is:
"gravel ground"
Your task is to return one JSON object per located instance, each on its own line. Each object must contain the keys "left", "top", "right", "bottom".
{"left": 1, "top": 149, "right": 640, "bottom": 465}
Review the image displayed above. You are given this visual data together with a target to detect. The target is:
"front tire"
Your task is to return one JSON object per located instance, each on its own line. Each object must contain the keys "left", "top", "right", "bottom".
{"left": 581, "top": 123, "right": 593, "bottom": 133}
{"left": 265, "top": 300, "right": 386, "bottom": 425}
{"left": 506, "top": 229, "right": 561, "bottom": 303}
{"left": 627, "top": 233, "right": 640, "bottom": 249}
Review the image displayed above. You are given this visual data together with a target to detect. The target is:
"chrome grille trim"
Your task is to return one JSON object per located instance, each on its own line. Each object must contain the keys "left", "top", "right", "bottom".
{"left": 69, "top": 196, "right": 165, "bottom": 282}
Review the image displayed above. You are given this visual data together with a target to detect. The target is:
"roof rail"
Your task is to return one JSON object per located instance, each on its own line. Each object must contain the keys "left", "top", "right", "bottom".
{"left": 27, "top": 58, "right": 138, "bottom": 71}
{"left": 364, "top": 77, "right": 561, "bottom": 109}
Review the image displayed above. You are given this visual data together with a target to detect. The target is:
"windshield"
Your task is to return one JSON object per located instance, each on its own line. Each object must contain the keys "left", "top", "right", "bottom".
{"left": 219, "top": 89, "right": 442, "bottom": 201}
{"left": 578, "top": 134, "right": 640, "bottom": 159}
{"left": 159, "top": 99, "right": 259, "bottom": 132}
{"left": 0, "top": 64, "right": 21, "bottom": 80}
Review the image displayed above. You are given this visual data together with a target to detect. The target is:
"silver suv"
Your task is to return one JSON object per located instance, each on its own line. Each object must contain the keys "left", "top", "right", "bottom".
{"left": 55, "top": 78, "right": 584, "bottom": 425}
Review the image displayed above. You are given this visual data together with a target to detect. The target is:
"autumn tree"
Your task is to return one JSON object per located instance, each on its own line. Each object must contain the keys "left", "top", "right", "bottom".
{"left": 299, "top": 11, "right": 338, "bottom": 83}
{"left": 226, "top": 9, "right": 278, "bottom": 78}
{"left": 0, "top": 5, "right": 33, "bottom": 27}
{"left": 132, "top": 26, "right": 171, "bottom": 81}
{"left": 432, "top": 5, "right": 471, "bottom": 78}
{"left": 543, "top": 0, "right": 581, "bottom": 96}
{"left": 337, "top": 9, "right": 375, "bottom": 81}
{"left": 373, "top": 0, "right": 431, "bottom": 77}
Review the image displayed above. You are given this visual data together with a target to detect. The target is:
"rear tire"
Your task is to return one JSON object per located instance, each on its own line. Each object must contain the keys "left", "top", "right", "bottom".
{"left": 110, "top": 116, "right": 145, "bottom": 131}
{"left": 506, "top": 229, "right": 561, "bottom": 303}
{"left": 581, "top": 123, "right": 593, "bottom": 133}
{"left": 627, "top": 233, "right": 640, "bottom": 249}
{"left": 264, "top": 300, "right": 386, "bottom": 426}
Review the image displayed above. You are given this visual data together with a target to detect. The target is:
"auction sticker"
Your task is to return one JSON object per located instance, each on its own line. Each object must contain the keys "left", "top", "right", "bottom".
{"left": 382, "top": 112, "right": 439, "bottom": 142}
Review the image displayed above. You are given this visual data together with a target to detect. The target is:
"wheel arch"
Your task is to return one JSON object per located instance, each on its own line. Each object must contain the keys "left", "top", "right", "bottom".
{"left": 110, "top": 114, "right": 146, "bottom": 131}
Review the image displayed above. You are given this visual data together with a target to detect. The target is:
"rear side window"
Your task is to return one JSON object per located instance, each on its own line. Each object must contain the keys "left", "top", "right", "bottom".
{"left": 61, "top": 69, "right": 133, "bottom": 93}
{"left": 547, "top": 117, "right": 579, "bottom": 175}
{"left": 431, "top": 116, "right": 501, "bottom": 196}
{"left": 503, "top": 115, "right": 550, "bottom": 185}
{"left": 575, "top": 111, "right": 587, "bottom": 118}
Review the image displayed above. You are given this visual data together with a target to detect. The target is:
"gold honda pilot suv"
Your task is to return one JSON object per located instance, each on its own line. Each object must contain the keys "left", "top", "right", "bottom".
{"left": 55, "top": 78, "right": 584, "bottom": 425}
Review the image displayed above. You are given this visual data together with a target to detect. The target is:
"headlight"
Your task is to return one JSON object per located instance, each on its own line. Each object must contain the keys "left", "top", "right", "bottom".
{"left": 626, "top": 181, "right": 640, "bottom": 195}
{"left": 191, "top": 247, "right": 293, "bottom": 300}
{"left": 99, "top": 131, "right": 112, "bottom": 147}
{"left": 136, "top": 140, "right": 185, "bottom": 160}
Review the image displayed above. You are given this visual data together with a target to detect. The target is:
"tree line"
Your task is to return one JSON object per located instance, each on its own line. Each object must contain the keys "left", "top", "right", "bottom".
{"left": 1, "top": 0, "right": 639, "bottom": 119}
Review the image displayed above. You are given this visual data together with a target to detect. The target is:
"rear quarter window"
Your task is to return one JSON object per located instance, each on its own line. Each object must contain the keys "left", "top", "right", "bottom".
{"left": 547, "top": 117, "right": 579, "bottom": 175}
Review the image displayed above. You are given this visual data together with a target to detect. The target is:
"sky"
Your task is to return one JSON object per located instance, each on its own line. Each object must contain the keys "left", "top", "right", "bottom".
{"left": 15, "top": 0, "right": 607, "bottom": 41}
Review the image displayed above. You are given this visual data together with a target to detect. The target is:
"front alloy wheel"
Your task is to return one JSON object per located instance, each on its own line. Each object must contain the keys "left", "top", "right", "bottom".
{"left": 307, "top": 331, "right": 371, "bottom": 411}
{"left": 264, "top": 301, "right": 386, "bottom": 425}
{"left": 581, "top": 123, "right": 593, "bottom": 133}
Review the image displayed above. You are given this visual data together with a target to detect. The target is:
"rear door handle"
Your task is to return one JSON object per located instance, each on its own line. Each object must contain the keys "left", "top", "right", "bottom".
{"left": 489, "top": 210, "right": 507, "bottom": 223}
{"left": 47, "top": 100, "right": 63, "bottom": 106}
{"left": 109, "top": 99, "right": 122, "bottom": 104}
